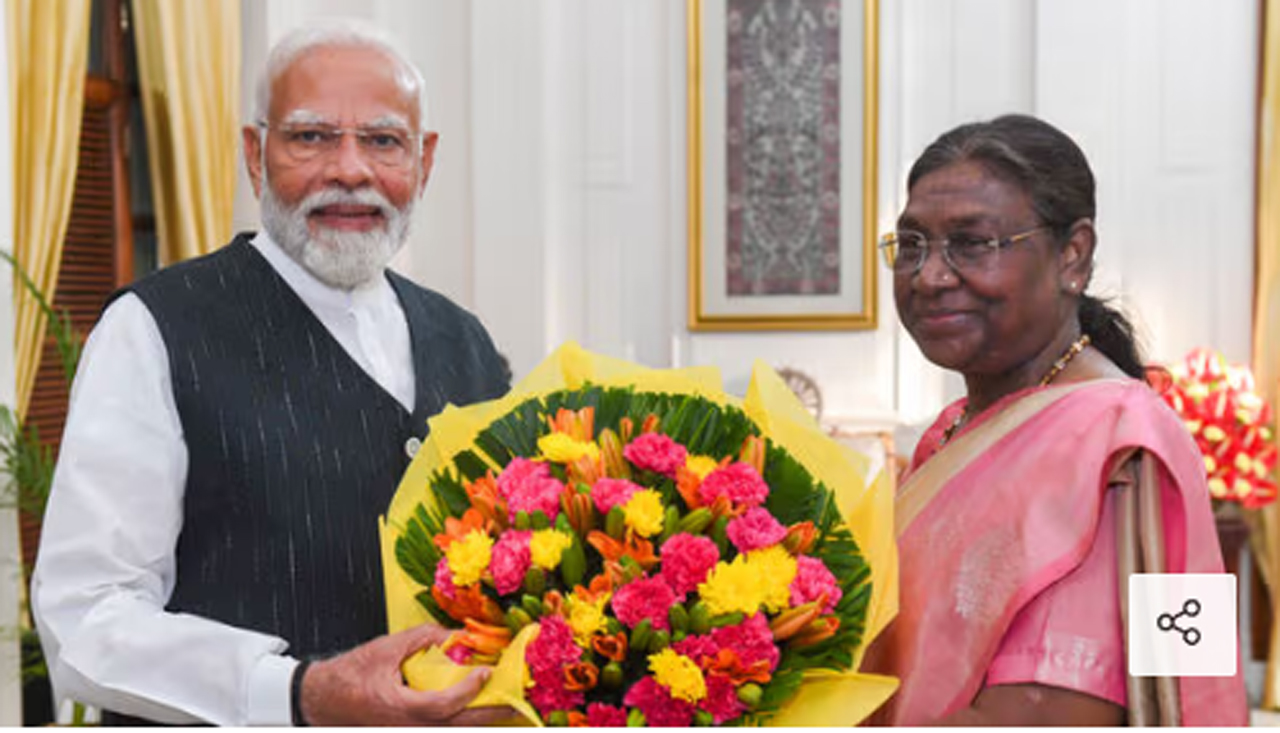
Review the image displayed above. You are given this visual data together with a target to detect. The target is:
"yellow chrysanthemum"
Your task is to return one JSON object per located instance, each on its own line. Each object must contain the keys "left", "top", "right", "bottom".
{"left": 445, "top": 529, "right": 494, "bottom": 586}
{"left": 685, "top": 455, "right": 719, "bottom": 479}
{"left": 623, "top": 489, "right": 665, "bottom": 537}
{"left": 648, "top": 649, "right": 706, "bottom": 702}
{"left": 698, "top": 546, "right": 798, "bottom": 616}
{"left": 530, "top": 529, "right": 574, "bottom": 570}
{"left": 746, "top": 545, "right": 799, "bottom": 612}
{"left": 564, "top": 594, "right": 610, "bottom": 647}
{"left": 538, "top": 432, "right": 601, "bottom": 463}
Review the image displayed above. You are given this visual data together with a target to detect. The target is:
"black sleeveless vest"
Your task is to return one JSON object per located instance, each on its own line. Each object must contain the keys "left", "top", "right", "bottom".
{"left": 118, "top": 234, "right": 507, "bottom": 658}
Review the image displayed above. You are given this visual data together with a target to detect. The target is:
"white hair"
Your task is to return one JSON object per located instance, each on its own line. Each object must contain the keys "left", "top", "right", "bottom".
{"left": 254, "top": 20, "right": 431, "bottom": 131}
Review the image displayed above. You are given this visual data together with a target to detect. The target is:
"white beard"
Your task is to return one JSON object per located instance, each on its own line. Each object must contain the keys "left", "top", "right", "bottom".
{"left": 260, "top": 181, "right": 412, "bottom": 290}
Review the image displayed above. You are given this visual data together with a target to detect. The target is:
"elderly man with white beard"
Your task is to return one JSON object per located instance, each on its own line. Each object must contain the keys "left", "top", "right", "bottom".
{"left": 31, "top": 22, "right": 511, "bottom": 727}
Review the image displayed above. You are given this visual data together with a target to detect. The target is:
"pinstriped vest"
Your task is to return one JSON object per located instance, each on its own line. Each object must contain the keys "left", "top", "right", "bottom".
{"left": 120, "top": 233, "right": 507, "bottom": 658}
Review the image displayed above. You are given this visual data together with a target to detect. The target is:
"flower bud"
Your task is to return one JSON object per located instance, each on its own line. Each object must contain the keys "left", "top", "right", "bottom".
{"left": 737, "top": 683, "right": 763, "bottom": 708}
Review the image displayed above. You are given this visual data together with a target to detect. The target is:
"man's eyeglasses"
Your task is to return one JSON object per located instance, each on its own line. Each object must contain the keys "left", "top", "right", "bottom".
{"left": 258, "top": 121, "right": 419, "bottom": 168}
{"left": 878, "top": 226, "right": 1050, "bottom": 274}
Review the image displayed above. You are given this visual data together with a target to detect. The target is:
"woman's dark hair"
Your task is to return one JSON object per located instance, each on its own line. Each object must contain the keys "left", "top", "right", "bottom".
{"left": 906, "top": 114, "right": 1145, "bottom": 379}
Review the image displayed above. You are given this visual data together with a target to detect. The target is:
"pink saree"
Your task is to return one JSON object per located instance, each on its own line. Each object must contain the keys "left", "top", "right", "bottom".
{"left": 862, "top": 379, "right": 1247, "bottom": 725}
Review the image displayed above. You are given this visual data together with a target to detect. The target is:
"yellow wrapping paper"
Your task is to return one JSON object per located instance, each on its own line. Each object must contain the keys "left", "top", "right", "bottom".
{"left": 380, "top": 342, "right": 899, "bottom": 725}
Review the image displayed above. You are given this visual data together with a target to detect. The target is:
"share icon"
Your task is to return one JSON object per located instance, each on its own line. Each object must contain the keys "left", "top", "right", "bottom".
{"left": 1156, "top": 598, "right": 1202, "bottom": 647}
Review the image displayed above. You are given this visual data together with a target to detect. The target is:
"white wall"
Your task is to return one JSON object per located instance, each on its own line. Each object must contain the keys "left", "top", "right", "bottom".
{"left": 236, "top": 0, "right": 1260, "bottom": 436}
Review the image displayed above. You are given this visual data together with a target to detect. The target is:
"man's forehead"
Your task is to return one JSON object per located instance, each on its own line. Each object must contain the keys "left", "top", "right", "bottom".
{"left": 269, "top": 45, "right": 419, "bottom": 123}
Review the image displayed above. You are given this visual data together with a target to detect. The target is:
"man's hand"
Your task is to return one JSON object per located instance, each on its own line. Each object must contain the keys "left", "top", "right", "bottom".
{"left": 299, "top": 623, "right": 514, "bottom": 726}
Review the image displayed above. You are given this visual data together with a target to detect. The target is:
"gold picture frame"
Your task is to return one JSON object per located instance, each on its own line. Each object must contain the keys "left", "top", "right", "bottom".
{"left": 687, "top": 0, "right": 879, "bottom": 331}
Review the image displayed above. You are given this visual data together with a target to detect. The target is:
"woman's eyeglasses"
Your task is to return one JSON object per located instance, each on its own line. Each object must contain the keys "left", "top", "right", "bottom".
{"left": 879, "top": 226, "right": 1050, "bottom": 274}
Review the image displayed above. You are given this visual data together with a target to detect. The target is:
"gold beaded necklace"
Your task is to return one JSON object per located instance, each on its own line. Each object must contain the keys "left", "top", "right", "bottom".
{"left": 939, "top": 334, "right": 1092, "bottom": 446}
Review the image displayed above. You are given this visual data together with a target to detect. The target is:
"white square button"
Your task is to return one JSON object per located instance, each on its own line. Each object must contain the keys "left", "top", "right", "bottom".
{"left": 1128, "top": 573, "right": 1236, "bottom": 677}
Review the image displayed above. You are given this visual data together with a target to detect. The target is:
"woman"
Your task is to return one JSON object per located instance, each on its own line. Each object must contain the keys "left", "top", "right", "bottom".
{"left": 862, "top": 115, "right": 1247, "bottom": 725}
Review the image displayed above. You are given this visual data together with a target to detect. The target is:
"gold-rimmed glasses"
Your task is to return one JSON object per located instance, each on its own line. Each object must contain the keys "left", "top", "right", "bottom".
{"left": 878, "top": 226, "right": 1051, "bottom": 274}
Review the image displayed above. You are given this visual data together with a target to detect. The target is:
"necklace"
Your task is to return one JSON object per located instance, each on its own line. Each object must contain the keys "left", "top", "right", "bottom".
{"left": 938, "top": 334, "right": 1092, "bottom": 446}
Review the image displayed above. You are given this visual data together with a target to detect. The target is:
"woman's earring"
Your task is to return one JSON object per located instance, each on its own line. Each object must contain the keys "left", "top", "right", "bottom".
{"left": 1069, "top": 280, "right": 1078, "bottom": 292}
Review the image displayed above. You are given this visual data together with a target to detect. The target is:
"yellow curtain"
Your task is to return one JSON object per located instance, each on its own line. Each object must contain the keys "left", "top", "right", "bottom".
{"left": 7, "top": 0, "right": 92, "bottom": 418}
{"left": 1256, "top": 0, "right": 1280, "bottom": 711}
{"left": 130, "top": 0, "right": 240, "bottom": 265}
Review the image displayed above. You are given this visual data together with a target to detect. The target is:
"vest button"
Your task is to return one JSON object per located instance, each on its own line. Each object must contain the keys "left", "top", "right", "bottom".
{"left": 405, "top": 436, "right": 422, "bottom": 459}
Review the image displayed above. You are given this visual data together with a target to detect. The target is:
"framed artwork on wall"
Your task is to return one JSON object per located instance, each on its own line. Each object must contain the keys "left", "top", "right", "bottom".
{"left": 687, "top": 0, "right": 878, "bottom": 331}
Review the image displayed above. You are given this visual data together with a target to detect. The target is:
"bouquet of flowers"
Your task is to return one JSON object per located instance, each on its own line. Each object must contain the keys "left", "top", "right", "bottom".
{"left": 380, "top": 344, "right": 897, "bottom": 726}
{"left": 1158, "top": 348, "right": 1277, "bottom": 509}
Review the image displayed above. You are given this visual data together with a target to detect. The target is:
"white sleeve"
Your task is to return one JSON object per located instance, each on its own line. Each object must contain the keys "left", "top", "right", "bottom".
{"left": 31, "top": 293, "right": 298, "bottom": 726}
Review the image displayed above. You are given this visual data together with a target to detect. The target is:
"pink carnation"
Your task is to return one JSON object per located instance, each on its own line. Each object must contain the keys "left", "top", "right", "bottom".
{"left": 624, "top": 676, "right": 695, "bottom": 727}
{"left": 623, "top": 433, "right": 688, "bottom": 477}
{"left": 433, "top": 558, "right": 457, "bottom": 599}
{"left": 586, "top": 703, "right": 628, "bottom": 727}
{"left": 710, "top": 613, "right": 780, "bottom": 672}
{"left": 528, "top": 679, "right": 583, "bottom": 718}
{"left": 490, "top": 530, "right": 532, "bottom": 595}
{"left": 701, "top": 673, "right": 747, "bottom": 724}
{"left": 725, "top": 507, "right": 787, "bottom": 552}
{"left": 610, "top": 576, "right": 676, "bottom": 631}
{"left": 497, "top": 457, "right": 564, "bottom": 522}
{"left": 525, "top": 616, "right": 584, "bottom": 715}
{"left": 445, "top": 644, "right": 473, "bottom": 665}
{"left": 790, "top": 555, "right": 843, "bottom": 613}
{"left": 659, "top": 533, "right": 720, "bottom": 598}
{"left": 591, "top": 477, "right": 643, "bottom": 515}
{"left": 671, "top": 634, "right": 720, "bottom": 665}
{"left": 698, "top": 462, "right": 769, "bottom": 508}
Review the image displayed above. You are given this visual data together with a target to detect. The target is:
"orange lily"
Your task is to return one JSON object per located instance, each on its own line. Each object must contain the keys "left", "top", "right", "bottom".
{"left": 704, "top": 648, "right": 772, "bottom": 686}
{"left": 433, "top": 508, "right": 490, "bottom": 552}
{"left": 445, "top": 618, "right": 513, "bottom": 664}
{"left": 791, "top": 616, "right": 841, "bottom": 648}
{"left": 592, "top": 632, "right": 628, "bottom": 662}
{"left": 561, "top": 489, "right": 597, "bottom": 536}
{"left": 563, "top": 661, "right": 600, "bottom": 692}
{"left": 542, "top": 590, "right": 566, "bottom": 617}
{"left": 546, "top": 406, "right": 595, "bottom": 442}
{"left": 598, "top": 429, "right": 632, "bottom": 479}
{"left": 769, "top": 598, "right": 825, "bottom": 641}
{"left": 432, "top": 583, "right": 505, "bottom": 626}
{"left": 464, "top": 472, "right": 508, "bottom": 529}
{"left": 567, "top": 711, "right": 589, "bottom": 727}
{"left": 782, "top": 521, "right": 817, "bottom": 555}
{"left": 585, "top": 572, "right": 615, "bottom": 599}
{"left": 566, "top": 453, "right": 603, "bottom": 486}
{"left": 738, "top": 435, "right": 766, "bottom": 474}
{"left": 675, "top": 465, "right": 705, "bottom": 510}
{"left": 587, "top": 531, "right": 658, "bottom": 573}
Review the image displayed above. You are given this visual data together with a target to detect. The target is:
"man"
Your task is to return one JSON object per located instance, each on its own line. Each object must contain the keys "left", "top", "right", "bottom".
{"left": 32, "top": 23, "right": 511, "bottom": 726}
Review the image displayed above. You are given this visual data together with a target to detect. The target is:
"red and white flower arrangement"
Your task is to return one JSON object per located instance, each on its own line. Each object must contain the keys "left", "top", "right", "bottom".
{"left": 1159, "top": 348, "right": 1277, "bottom": 509}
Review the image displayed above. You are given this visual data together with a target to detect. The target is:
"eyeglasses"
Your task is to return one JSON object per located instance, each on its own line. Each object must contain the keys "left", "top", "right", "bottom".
{"left": 878, "top": 226, "right": 1050, "bottom": 274}
{"left": 258, "top": 121, "right": 419, "bottom": 168}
